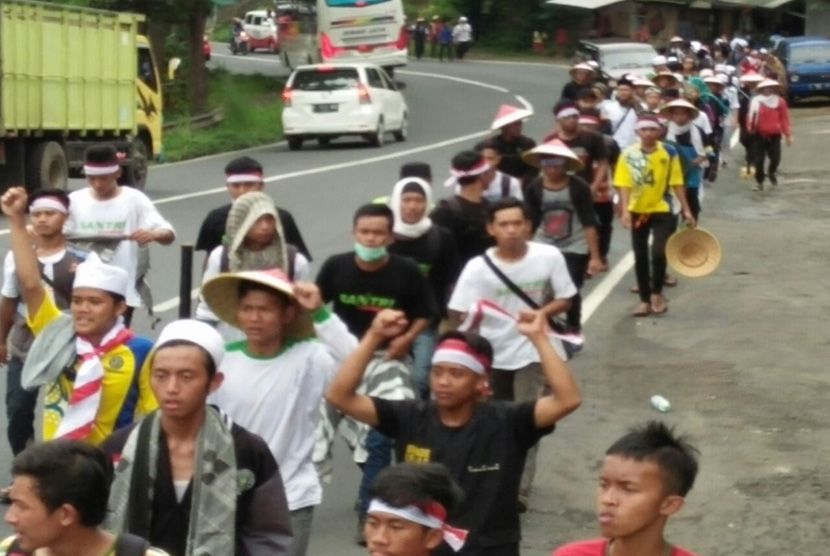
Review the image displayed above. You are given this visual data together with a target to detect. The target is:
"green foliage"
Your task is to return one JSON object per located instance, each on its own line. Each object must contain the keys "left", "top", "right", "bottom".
{"left": 162, "top": 69, "right": 286, "bottom": 162}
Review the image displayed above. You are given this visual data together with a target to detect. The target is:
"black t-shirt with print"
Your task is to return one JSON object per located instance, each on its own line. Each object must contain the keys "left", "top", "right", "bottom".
{"left": 372, "top": 398, "right": 554, "bottom": 556}
{"left": 430, "top": 197, "right": 494, "bottom": 271}
{"left": 316, "top": 252, "right": 436, "bottom": 338}
{"left": 388, "top": 225, "right": 460, "bottom": 317}
{"left": 543, "top": 130, "right": 608, "bottom": 185}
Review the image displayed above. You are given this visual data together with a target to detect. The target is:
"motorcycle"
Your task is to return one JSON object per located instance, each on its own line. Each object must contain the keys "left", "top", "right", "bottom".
{"left": 230, "top": 30, "right": 250, "bottom": 56}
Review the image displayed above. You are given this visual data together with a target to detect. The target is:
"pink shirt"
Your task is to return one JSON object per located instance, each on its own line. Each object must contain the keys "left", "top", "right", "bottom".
{"left": 553, "top": 539, "right": 700, "bottom": 556}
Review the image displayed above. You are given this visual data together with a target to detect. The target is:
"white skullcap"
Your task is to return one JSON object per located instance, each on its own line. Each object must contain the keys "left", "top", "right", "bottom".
{"left": 73, "top": 252, "right": 129, "bottom": 297}
{"left": 154, "top": 319, "right": 226, "bottom": 369}
{"left": 652, "top": 55, "right": 667, "bottom": 66}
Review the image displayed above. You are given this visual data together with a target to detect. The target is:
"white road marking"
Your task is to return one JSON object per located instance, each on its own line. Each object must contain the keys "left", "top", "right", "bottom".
{"left": 514, "top": 95, "right": 533, "bottom": 112}
{"left": 581, "top": 251, "right": 635, "bottom": 324}
{"left": 465, "top": 58, "right": 570, "bottom": 69}
{"left": 397, "top": 70, "right": 510, "bottom": 93}
{"left": 153, "top": 287, "right": 200, "bottom": 313}
{"left": 211, "top": 52, "right": 282, "bottom": 65}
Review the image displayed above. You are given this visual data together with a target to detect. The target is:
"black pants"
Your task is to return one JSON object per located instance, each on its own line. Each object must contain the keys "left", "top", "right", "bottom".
{"left": 594, "top": 201, "right": 614, "bottom": 262}
{"left": 6, "top": 356, "right": 38, "bottom": 455}
{"left": 456, "top": 41, "right": 471, "bottom": 59}
{"left": 563, "top": 252, "right": 589, "bottom": 333}
{"left": 706, "top": 128, "right": 724, "bottom": 182}
{"left": 631, "top": 212, "right": 675, "bottom": 303}
{"left": 414, "top": 39, "right": 425, "bottom": 59}
{"left": 437, "top": 43, "right": 453, "bottom": 61}
{"left": 687, "top": 187, "right": 701, "bottom": 222}
{"left": 754, "top": 135, "right": 782, "bottom": 184}
{"left": 740, "top": 129, "right": 756, "bottom": 167}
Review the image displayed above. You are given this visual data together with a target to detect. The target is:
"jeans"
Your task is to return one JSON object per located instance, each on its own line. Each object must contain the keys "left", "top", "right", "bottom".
{"left": 594, "top": 201, "right": 614, "bottom": 262}
{"left": 490, "top": 363, "right": 546, "bottom": 498}
{"left": 411, "top": 326, "right": 438, "bottom": 399}
{"left": 630, "top": 212, "right": 675, "bottom": 303}
{"left": 289, "top": 506, "right": 315, "bottom": 556}
{"left": 754, "top": 135, "right": 782, "bottom": 184}
{"left": 6, "top": 355, "right": 38, "bottom": 455}
{"left": 562, "top": 252, "right": 588, "bottom": 333}
{"left": 357, "top": 429, "right": 393, "bottom": 516}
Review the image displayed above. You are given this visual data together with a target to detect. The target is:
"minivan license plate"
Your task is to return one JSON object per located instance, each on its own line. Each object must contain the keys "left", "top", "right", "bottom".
{"left": 314, "top": 104, "right": 338, "bottom": 113}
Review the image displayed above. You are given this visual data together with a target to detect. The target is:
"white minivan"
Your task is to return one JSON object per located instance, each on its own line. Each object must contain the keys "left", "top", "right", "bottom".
{"left": 281, "top": 63, "right": 408, "bottom": 150}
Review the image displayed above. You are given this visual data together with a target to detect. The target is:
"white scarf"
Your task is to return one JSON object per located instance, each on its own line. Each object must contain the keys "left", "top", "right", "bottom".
{"left": 391, "top": 177, "right": 433, "bottom": 239}
{"left": 667, "top": 121, "right": 707, "bottom": 160}
{"left": 56, "top": 320, "right": 130, "bottom": 440}
{"left": 749, "top": 93, "right": 780, "bottom": 129}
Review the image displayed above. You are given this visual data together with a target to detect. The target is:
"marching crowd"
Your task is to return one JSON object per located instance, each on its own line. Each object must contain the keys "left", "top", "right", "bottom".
{"left": 0, "top": 32, "right": 793, "bottom": 556}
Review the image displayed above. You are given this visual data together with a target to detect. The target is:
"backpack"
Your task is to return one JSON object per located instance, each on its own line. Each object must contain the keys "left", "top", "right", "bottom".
{"left": 219, "top": 244, "right": 298, "bottom": 279}
{"left": 7, "top": 534, "right": 150, "bottom": 556}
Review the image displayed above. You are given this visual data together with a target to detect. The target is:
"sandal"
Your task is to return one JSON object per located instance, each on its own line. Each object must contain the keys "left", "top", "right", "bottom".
{"left": 652, "top": 302, "right": 669, "bottom": 315}
{"left": 664, "top": 276, "right": 678, "bottom": 287}
{"left": 632, "top": 303, "right": 652, "bottom": 317}
{"left": 630, "top": 284, "right": 640, "bottom": 294}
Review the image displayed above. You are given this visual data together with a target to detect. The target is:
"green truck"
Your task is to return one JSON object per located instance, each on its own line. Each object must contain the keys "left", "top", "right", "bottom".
{"left": 0, "top": 0, "right": 167, "bottom": 191}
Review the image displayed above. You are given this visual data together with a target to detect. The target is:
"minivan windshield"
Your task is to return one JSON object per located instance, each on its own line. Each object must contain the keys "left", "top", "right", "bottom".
{"left": 790, "top": 43, "right": 830, "bottom": 65}
{"left": 601, "top": 48, "right": 656, "bottom": 69}
{"left": 325, "top": 0, "right": 390, "bottom": 6}
{"left": 292, "top": 68, "right": 360, "bottom": 90}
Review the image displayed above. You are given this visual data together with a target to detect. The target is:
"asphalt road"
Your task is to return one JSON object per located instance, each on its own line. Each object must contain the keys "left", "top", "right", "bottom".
{"left": 0, "top": 46, "right": 826, "bottom": 555}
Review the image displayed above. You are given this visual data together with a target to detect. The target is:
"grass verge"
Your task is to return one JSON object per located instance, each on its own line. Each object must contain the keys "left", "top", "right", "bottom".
{"left": 161, "top": 69, "right": 285, "bottom": 163}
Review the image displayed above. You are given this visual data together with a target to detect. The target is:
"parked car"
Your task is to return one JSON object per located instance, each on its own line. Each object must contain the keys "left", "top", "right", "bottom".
{"left": 774, "top": 36, "right": 830, "bottom": 101}
{"left": 576, "top": 39, "right": 658, "bottom": 85}
{"left": 281, "top": 63, "right": 408, "bottom": 150}
{"left": 243, "top": 10, "right": 280, "bottom": 54}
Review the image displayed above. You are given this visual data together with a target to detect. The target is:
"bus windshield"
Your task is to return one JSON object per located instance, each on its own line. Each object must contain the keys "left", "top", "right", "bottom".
{"left": 325, "top": 0, "right": 390, "bottom": 5}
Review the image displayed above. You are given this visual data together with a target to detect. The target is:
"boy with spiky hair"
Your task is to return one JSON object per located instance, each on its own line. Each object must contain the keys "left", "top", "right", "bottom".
{"left": 552, "top": 421, "right": 700, "bottom": 556}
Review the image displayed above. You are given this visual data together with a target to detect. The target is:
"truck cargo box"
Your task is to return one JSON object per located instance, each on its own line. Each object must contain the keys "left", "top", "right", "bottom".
{"left": 0, "top": 0, "right": 143, "bottom": 136}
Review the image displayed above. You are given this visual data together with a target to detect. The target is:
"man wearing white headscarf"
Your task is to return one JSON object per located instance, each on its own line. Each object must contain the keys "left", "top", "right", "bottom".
{"left": 1, "top": 187, "right": 157, "bottom": 447}
{"left": 388, "top": 178, "right": 459, "bottom": 399}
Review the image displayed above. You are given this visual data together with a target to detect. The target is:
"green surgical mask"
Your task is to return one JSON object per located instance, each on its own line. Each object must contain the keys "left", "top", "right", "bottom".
{"left": 354, "top": 242, "right": 387, "bottom": 262}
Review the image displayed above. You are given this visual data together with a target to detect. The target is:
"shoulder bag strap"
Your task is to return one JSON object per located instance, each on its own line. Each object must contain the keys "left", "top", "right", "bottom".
{"left": 482, "top": 254, "right": 541, "bottom": 310}
{"left": 612, "top": 106, "right": 633, "bottom": 135}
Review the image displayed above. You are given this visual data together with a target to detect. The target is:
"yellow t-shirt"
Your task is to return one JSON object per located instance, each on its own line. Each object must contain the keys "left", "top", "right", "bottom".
{"left": 614, "top": 142, "right": 684, "bottom": 214}
{"left": 26, "top": 295, "right": 157, "bottom": 446}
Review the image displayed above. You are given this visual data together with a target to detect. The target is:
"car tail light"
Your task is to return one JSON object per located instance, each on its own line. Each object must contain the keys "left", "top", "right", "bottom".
{"left": 320, "top": 33, "right": 345, "bottom": 60}
{"left": 395, "top": 25, "right": 408, "bottom": 50}
{"left": 282, "top": 87, "right": 293, "bottom": 107}
{"left": 358, "top": 83, "right": 371, "bottom": 104}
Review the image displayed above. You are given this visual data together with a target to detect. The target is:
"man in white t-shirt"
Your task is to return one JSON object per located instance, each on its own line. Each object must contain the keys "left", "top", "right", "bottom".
{"left": 452, "top": 16, "right": 473, "bottom": 59}
{"left": 66, "top": 145, "right": 175, "bottom": 325}
{"left": 447, "top": 197, "right": 576, "bottom": 512}
{"left": 202, "top": 269, "right": 356, "bottom": 556}
{"left": 464, "top": 140, "right": 524, "bottom": 202}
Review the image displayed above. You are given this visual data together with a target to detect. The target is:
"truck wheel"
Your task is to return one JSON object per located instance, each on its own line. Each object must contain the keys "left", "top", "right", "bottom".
{"left": 118, "top": 136, "right": 150, "bottom": 190}
{"left": 27, "top": 141, "right": 68, "bottom": 191}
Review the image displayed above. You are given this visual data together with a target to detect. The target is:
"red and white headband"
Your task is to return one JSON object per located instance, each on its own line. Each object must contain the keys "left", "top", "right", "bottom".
{"left": 443, "top": 159, "right": 490, "bottom": 188}
{"left": 368, "top": 499, "right": 469, "bottom": 552}
{"left": 226, "top": 171, "right": 264, "bottom": 184}
{"left": 555, "top": 107, "right": 580, "bottom": 119}
{"left": 84, "top": 162, "right": 120, "bottom": 176}
{"left": 30, "top": 197, "right": 68, "bottom": 214}
{"left": 636, "top": 119, "right": 662, "bottom": 130}
{"left": 578, "top": 115, "right": 601, "bottom": 126}
{"left": 431, "top": 338, "right": 489, "bottom": 375}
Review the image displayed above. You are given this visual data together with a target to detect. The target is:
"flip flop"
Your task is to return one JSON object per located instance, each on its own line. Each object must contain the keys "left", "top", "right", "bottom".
{"left": 652, "top": 302, "right": 669, "bottom": 315}
{"left": 630, "top": 284, "right": 640, "bottom": 294}
{"left": 664, "top": 276, "right": 678, "bottom": 287}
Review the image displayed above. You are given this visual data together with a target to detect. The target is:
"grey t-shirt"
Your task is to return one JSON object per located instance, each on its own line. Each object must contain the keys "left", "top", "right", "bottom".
{"left": 533, "top": 187, "right": 590, "bottom": 255}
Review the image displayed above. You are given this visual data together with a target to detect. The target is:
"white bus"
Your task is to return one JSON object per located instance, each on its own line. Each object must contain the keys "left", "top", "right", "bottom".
{"left": 278, "top": 0, "right": 407, "bottom": 74}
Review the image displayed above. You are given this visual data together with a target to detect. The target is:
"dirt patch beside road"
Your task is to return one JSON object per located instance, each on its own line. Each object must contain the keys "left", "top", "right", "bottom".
{"left": 519, "top": 104, "right": 830, "bottom": 555}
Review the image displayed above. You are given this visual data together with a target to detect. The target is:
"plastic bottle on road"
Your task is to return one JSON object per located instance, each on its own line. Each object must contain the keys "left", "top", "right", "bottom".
{"left": 650, "top": 395, "right": 672, "bottom": 413}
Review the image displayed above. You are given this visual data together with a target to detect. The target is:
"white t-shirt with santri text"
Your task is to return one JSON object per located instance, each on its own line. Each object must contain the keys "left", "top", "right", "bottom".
{"left": 448, "top": 242, "right": 577, "bottom": 370}
{"left": 66, "top": 187, "right": 175, "bottom": 307}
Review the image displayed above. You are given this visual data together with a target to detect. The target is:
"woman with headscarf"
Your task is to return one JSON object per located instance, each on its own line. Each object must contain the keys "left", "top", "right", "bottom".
{"left": 387, "top": 177, "right": 459, "bottom": 399}
{"left": 195, "top": 191, "right": 311, "bottom": 339}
